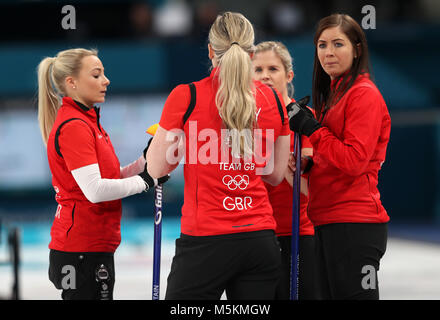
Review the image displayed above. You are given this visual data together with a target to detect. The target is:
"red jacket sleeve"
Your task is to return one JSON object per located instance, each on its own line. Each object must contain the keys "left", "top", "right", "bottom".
{"left": 59, "top": 120, "right": 97, "bottom": 171}
{"left": 309, "top": 86, "right": 384, "bottom": 176}
{"left": 159, "top": 84, "right": 191, "bottom": 131}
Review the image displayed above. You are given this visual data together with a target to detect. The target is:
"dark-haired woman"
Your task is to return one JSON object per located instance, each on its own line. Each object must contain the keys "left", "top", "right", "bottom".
{"left": 287, "top": 14, "right": 391, "bottom": 300}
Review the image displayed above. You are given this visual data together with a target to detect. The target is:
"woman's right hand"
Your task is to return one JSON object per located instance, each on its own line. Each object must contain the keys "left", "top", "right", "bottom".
{"left": 285, "top": 152, "right": 313, "bottom": 186}
{"left": 287, "top": 152, "right": 297, "bottom": 172}
{"left": 284, "top": 152, "right": 296, "bottom": 187}
{"left": 138, "top": 164, "right": 170, "bottom": 191}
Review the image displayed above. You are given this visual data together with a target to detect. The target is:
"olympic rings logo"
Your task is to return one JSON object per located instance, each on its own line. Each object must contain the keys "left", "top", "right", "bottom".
{"left": 222, "top": 175, "right": 249, "bottom": 190}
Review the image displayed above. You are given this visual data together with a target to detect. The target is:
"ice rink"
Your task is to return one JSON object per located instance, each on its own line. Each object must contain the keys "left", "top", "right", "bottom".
{"left": 1, "top": 217, "right": 439, "bottom": 300}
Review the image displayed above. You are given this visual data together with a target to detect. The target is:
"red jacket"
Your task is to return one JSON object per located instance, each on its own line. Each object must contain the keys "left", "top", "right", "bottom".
{"left": 307, "top": 74, "right": 391, "bottom": 226}
{"left": 265, "top": 99, "right": 315, "bottom": 236}
{"left": 47, "top": 97, "right": 122, "bottom": 252}
{"left": 159, "top": 68, "right": 290, "bottom": 236}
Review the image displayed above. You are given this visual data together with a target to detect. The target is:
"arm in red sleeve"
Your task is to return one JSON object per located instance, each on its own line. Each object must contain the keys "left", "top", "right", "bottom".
{"left": 309, "top": 87, "right": 384, "bottom": 176}
{"left": 159, "top": 84, "right": 191, "bottom": 131}
{"left": 147, "top": 84, "right": 190, "bottom": 178}
{"left": 59, "top": 120, "right": 97, "bottom": 171}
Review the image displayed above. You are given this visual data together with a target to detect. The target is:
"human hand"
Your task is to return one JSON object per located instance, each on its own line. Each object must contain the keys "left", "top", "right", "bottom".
{"left": 287, "top": 96, "right": 321, "bottom": 137}
{"left": 138, "top": 163, "right": 170, "bottom": 191}
{"left": 284, "top": 153, "right": 295, "bottom": 187}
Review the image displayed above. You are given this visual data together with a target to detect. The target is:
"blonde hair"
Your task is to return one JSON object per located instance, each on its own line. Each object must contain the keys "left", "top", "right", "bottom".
{"left": 209, "top": 12, "right": 256, "bottom": 158}
{"left": 37, "top": 48, "right": 98, "bottom": 145}
{"left": 254, "top": 41, "right": 294, "bottom": 97}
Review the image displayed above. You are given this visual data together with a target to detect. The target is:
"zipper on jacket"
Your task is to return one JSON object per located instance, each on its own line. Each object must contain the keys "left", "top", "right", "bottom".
{"left": 366, "top": 174, "right": 380, "bottom": 214}
{"left": 66, "top": 203, "right": 75, "bottom": 238}
{"left": 319, "top": 105, "right": 329, "bottom": 124}
{"left": 94, "top": 107, "right": 104, "bottom": 135}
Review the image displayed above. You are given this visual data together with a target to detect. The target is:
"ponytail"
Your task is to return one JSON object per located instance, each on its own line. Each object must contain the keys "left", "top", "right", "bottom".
{"left": 209, "top": 12, "right": 256, "bottom": 158}
{"left": 216, "top": 45, "right": 255, "bottom": 158}
{"left": 37, "top": 57, "right": 60, "bottom": 145}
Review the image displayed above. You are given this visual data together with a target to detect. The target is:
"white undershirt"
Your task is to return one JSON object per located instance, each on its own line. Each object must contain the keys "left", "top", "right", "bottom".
{"left": 71, "top": 156, "right": 147, "bottom": 203}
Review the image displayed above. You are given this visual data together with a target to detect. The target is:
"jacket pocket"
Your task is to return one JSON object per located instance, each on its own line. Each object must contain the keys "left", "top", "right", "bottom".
{"left": 66, "top": 203, "right": 76, "bottom": 238}
{"left": 366, "top": 174, "right": 380, "bottom": 214}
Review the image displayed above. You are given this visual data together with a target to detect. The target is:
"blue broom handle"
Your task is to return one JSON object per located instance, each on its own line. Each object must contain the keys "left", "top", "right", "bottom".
{"left": 290, "top": 133, "right": 301, "bottom": 300}
{"left": 152, "top": 184, "right": 163, "bottom": 300}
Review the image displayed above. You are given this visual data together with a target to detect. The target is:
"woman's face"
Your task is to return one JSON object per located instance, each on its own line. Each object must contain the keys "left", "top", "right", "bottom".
{"left": 253, "top": 50, "right": 293, "bottom": 99}
{"left": 70, "top": 55, "right": 110, "bottom": 107}
{"left": 317, "top": 26, "right": 356, "bottom": 80}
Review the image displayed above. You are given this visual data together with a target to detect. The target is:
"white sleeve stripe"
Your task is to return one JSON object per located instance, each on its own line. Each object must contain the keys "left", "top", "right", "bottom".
{"left": 71, "top": 163, "right": 145, "bottom": 203}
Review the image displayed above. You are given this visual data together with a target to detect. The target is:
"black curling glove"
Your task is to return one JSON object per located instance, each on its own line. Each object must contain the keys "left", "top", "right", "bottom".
{"left": 286, "top": 96, "right": 321, "bottom": 137}
{"left": 138, "top": 164, "right": 170, "bottom": 191}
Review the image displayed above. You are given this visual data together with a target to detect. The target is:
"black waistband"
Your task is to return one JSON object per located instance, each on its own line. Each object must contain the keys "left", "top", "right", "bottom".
{"left": 50, "top": 249, "right": 114, "bottom": 257}
{"left": 180, "top": 229, "right": 275, "bottom": 242}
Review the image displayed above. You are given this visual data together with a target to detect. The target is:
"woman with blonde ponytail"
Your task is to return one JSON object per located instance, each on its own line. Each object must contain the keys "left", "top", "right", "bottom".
{"left": 209, "top": 13, "right": 257, "bottom": 158}
{"left": 38, "top": 48, "right": 168, "bottom": 300}
{"left": 147, "top": 12, "right": 290, "bottom": 300}
{"left": 37, "top": 57, "right": 60, "bottom": 145}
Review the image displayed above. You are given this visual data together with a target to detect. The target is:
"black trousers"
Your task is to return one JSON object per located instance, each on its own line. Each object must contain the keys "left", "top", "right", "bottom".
{"left": 276, "top": 235, "right": 319, "bottom": 300}
{"left": 314, "top": 223, "right": 388, "bottom": 300}
{"left": 48, "top": 249, "right": 115, "bottom": 300}
{"left": 165, "top": 230, "right": 281, "bottom": 300}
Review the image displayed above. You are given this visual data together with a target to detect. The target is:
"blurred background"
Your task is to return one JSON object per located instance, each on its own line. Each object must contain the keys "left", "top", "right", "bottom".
{"left": 0, "top": 0, "right": 439, "bottom": 300}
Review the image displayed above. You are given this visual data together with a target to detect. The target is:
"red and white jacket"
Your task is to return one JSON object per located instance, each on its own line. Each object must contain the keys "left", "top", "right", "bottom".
{"left": 307, "top": 74, "right": 391, "bottom": 226}
{"left": 47, "top": 97, "right": 122, "bottom": 252}
{"left": 159, "top": 68, "right": 290, "bottom": 236}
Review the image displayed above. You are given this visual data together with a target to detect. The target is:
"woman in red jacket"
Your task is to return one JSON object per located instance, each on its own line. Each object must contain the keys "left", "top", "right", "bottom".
{"left": 287, "top": 14, "right": 391, "bottom": 299}
{"left": 252, "top": 41, "right": 318, "bottom": 300}
{"left": 37, "top": 48, "right": 168, "bottom": 300}
{"left": 146, "top": 12, "right": 290, "bottom": 299}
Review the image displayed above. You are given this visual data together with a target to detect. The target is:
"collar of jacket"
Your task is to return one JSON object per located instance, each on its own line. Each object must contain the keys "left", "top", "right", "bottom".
{"left": 330, "top": 71, "right": 370, "bottom": 91}
{"left": 330, "top": 70, "right": 351, "bottom": 91}
{"left": 62, "top": 96, "right": 100, "bottom": 120}
{"left": 210, "top": 66, "right": 219, "bottom": 79}
{"left": 209, "top": 67, "right": 220, "bottom": 91}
